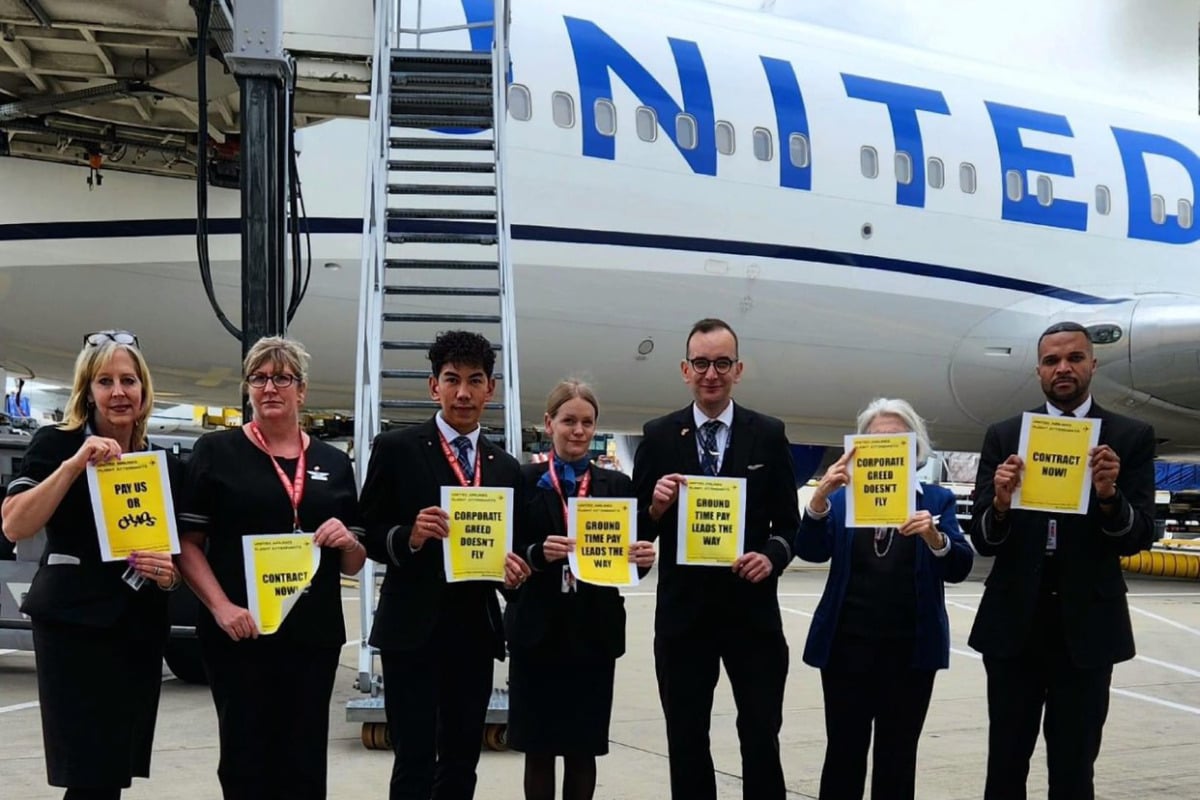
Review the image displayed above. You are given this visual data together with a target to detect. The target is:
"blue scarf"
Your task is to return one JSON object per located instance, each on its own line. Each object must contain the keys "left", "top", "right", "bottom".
{"left": 537, "top": 453, "right": 592, "bottom": 496}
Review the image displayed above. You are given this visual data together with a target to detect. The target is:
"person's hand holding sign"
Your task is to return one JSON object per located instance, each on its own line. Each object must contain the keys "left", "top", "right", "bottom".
{"left": 628, "top": 540, "right": 656, "bottom": 568}
{"left": 992, "top": 455, "right": 1024, "bottom": 513}
{"left": 732, "top": 552, "right": 772, "bottom": 583}
{"left": 809, "top": 447, "right": 855, "bottom": 514}
{"left": 649, "top": 474, "right": 686, "bottom": 520}
{"left": 128, "top": 551, "right": 177, "bottom": 590}
{"left": 313, "top": 517, "right": 360, "bottom": 551}
{"left": 410, "top": 506, "right": 449, "bottom": 550}
{"left": 68, "top": 435, "right": 123, "bottom": 474}
{"left": 898, "top": 510, "right": 946, "bottom": 550}
{"left": 215, "top": 600, "right": 259, "bottom": 641}
{"left": 504, "top": 552, "right": 531, "bottom": 589}
{"left": 542, "top": 535, "right": 573, "bottom": 563}
{"left": 1090, "top": 445, "right": 1120, "bottom": 501}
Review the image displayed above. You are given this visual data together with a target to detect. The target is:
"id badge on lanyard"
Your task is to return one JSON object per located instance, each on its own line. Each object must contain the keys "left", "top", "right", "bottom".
{"left": 547, "top": 455, "right": 591, "bottom": 594}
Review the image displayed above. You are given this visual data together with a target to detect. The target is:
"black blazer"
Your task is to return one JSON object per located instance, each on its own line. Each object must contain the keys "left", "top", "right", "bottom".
{"left": 11, "top": 425, "right": 179, "bottom": 630}
{"left": 632, "top": 403, "right": 800, "bottom": 637}
{"left": 967, "top": 402, "right": 1156, "bottom": 668}
{"left": 504, "top": 462, "right": 649, "bottom": 661}
{"left": 361, "top": 417, "right": 521, "bottom": 658}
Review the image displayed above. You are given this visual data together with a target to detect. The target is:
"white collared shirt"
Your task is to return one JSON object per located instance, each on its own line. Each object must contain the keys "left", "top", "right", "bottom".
{"left": 435, "top": 412, "right": 481, "bottom": 465}
{"left": 1045, "top": 395, "right": 1093, "bottom": 418}
{"left": 692, "top": 401, "right": 734, "bottom": 473}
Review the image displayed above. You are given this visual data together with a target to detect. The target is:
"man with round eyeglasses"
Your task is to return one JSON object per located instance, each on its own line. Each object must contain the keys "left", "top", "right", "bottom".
{"left": 632, "top": 317, "right": 800, "bottom": 800}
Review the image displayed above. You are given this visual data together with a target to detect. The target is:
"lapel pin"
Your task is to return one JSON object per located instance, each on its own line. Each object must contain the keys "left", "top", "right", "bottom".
{"left": 681, "top": 428, "right": 690, "bottom": 436}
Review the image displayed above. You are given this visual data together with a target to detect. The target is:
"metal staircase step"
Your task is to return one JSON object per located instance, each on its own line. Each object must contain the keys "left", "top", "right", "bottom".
{"left": 384, "top": 258, "right": 498, "bottom": 270}
{"left": 390, "top": 136, "right": 493, "bottom": 151}
{"left": 392, "top": 93, "right": 491, "bottom": 112}
{"left": 390, "top": 49, "right": 491, "bottom": 72}
{"left": 382, "top": 340, "right": 502, "bottom": 351}
{"left": 390, "top": 114, "right": 493, "bottom": 129}
{"left": 383, "top": 369, "right": 504, "bottom": 380}
{"left": 383, "top": 312, "right": 502, "bottom": 324}
{"left": 386, "top": 232, "right": 497, "bottom": 245}
{"left": 392, "top": 72, "right": 491, "bottom": 92}
{"left": 384, "top": 285, "right": 500, "bottom": 297}
{"left": 387, "top": 183, "right": 495, "bottom": 196}
{"left": 381, "top": 399, "right": 505, "bottom": 410}
{"left": 386, "top": 208, "right": 496, "bottom": 221}
{"left": 387, "top": 159, "right": 495, "bottom": 173}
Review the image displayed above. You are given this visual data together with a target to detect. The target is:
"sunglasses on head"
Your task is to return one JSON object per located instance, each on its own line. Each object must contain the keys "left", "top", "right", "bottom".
{"left": 84, "top": 330, "right": 139, "bottom": 349}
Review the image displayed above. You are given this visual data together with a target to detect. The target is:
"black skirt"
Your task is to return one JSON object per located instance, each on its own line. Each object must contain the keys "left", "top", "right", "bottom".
{"left": 32, "top": 616, "right": 165, "bottom": 788}
{"left": 507, "top": 649, "right": 616, "bottom": 756}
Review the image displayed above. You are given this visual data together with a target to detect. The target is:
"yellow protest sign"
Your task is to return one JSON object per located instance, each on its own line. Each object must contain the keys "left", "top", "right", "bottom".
{"left": 242, "top": 533, "right": 320, "bottom": 635}
{"left": 676, "top": 476, "right": 746, "bottom": 566}
{"left": 86, "top": 451, "right": 180, "bottom": 561}
{"left": 567, "top": 498, "right": 639, "bottom": 587}
{"left": 1014, "top": 413, "right": 1099, "bottom": 514}
{"left": 844, "top": 433, "right": 917, "bottom": 527}
{"left": 441, "top": 486, "right": 513, "bottom": 582}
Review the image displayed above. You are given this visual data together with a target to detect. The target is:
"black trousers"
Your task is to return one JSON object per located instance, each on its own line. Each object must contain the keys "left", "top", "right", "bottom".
{"left": 381, "top": 637, "right": 495, "bottom": 800}
{"left": 654, "top": 627, "right": 789, "bottom": 800}
{"left": 983, "top": 602, "right": 1113, "bottom": 800}
{"left": 202, "top": 634, "right": 340, "bottom": 800}
{"left": 817, "top": 637, "right": 935, "bottom": 800}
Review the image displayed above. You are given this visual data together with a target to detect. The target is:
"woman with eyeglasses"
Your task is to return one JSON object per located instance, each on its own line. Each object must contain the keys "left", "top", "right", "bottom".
{"left": 505, "top": 380, "right": 656, "bottom": 800}
{"left": 795, "top": 398, "right": 974, "bottom": 800}
{"left": 177, "top": 336, "right": 364, "bottom": 800}
{"left": 1, "top": 330, "right": 181, "bottom": 800}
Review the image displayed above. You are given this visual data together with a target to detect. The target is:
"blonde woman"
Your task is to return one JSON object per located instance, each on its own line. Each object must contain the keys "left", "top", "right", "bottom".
{"left": 1, "top": 330, "right": 180, "bottom": 800}
{"left": 178, "top": 337, "right": 364, "bottom": 800}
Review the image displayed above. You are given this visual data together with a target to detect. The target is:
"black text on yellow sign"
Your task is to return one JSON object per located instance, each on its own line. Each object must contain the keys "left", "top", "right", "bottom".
{"left": 844, "top": 433, "right": 916, "bottom": 527}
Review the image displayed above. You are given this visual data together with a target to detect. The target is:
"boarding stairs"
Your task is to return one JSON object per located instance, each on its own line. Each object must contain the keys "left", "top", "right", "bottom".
{"left": 348, "top": 0, "right": 520, "bottom": 751}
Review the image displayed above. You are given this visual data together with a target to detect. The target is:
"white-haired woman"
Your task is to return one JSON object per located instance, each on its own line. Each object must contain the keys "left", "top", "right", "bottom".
{"left": 1, "top": 330, "right": 181, "bottom": 800}
{"left": 177, "top": 336, "right": 365, "bottom": 800}
{"left": 796, "top": 398, "right": 973, "bottom": 800}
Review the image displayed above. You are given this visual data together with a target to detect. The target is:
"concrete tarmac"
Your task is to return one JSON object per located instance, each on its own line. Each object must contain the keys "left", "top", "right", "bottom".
{"left": 3, "top": 561, "right": 1200, "bottom": 799}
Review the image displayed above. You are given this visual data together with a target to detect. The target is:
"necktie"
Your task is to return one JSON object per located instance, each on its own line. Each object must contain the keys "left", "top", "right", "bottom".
{"left": 452, "top": 435, "right": 474, "bottom": 481}
{"left": 698, "top": 420, "right": 723, "bottom": 476}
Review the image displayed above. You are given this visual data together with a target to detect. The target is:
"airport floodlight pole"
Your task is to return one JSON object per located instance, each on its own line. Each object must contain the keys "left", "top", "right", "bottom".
{"left": 224, "top": 0, "right": 290, "bottom": 371}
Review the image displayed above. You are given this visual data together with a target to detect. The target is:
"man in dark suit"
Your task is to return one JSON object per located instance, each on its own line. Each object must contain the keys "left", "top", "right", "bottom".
{"left": 632, "top": 318, "right": 800, "bottom": 800}
{"left": 360, "top": 330, "right": 531, "bottom": 800}
{"left": 969, "top": 321, "right": 1156, "bottom": 800}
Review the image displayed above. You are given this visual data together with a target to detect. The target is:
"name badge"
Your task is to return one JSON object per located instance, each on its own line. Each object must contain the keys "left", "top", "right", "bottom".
{"left": 1046, "top": 519, "right": 1058, "bottom": 552}
{"left": 307, "top": 469, "right": 329, "bottom": 482}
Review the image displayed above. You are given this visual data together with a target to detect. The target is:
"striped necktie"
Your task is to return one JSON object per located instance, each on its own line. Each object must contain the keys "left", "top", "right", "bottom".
{"left": 452, "top": 435, "right": 475, "bottom": 481}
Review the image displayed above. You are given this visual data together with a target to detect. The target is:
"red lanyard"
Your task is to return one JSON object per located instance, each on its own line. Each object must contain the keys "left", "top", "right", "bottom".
{"left": 437, "top": 430, "right": 482, "bottom": 487}
{"left": 247, "top": 421, "right": 306, "bottom": 532}
{"left": 546, "top": 453, "right": 592, "bottom": 530}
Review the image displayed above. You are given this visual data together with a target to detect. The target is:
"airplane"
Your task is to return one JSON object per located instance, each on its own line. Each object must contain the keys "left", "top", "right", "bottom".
{"left": 0, "top": 0, "right": 1199, "bottom": 458}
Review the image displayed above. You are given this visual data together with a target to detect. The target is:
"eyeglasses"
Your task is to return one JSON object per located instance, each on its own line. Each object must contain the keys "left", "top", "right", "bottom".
{"left": 247, "top": 373, "right": 300, "bottom": 389}
{"left": 686, "top": 357, "right": 738, "bottom": 375}
{"left": 84, "top": 330, "right": 139, "bottom": 349}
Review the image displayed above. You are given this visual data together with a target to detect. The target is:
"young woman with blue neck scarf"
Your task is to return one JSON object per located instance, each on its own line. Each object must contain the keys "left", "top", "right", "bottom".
{"left": 505, "top": 380, "right": 656, "bottom": 800}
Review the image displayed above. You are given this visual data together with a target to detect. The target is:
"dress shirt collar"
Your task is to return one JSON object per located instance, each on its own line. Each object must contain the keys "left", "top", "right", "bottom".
{"left": 1045, "top": 395, "right": 1093, "bottom": 418}
{"left": 692, "top": 401, "right": 735, "bottom": 430}
{"left": 435, "top": 412, "right": 481, "bottom": 452}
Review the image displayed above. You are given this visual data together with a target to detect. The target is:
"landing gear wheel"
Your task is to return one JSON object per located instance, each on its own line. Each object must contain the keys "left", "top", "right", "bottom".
{"left": 483, "top": 724, "right": 508, "bottom": 751}
{"left": 361, "top": 722, "right": 391, "bottom": 750}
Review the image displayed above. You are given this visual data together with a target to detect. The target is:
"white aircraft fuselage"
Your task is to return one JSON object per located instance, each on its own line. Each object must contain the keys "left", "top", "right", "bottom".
{"left": 1, "top": 0, "right": 1199, "bottom": 454}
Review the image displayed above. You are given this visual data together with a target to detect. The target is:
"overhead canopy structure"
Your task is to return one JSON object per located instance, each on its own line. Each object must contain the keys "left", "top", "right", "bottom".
{"left": 0, "top": 0, "right": 372, "bottom": 180}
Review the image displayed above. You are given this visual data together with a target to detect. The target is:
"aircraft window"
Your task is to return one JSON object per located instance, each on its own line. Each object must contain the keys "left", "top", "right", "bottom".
{"left": 1151, "top": 194, "right": 1166, "bottom": 224}
{"left": 594, "top": 99, "right": 617, "bottom": 136}
{"left": 752, "top": 127, "right": 773, "bottom": 161}
{"left": 788, "top": 133, "right": 811, "bottom": 168}
{"left": 508, "top": 84, "right": 532, "bottom": 121}
{"left": 1095, "top": 185, "right": 1111, "bottom": 215}
{"left": 636, "top": 106, "right": 658, "bottom": 142}
{"left": 959, "top": 162, "right": 977, "bottom": 194}
{"left": 552, "top": 92, "right": 575, "bottom": 129}
{"left": 1180, "top": 199, "right": 1194, "bottom": 229}
{"left": 1036, "top": 175, "right": 1053, "bottom": 206}
{"left": 716, "top": 120, "right": 735, "bottom": 155}
{"left": 927, "top": 157, "right": 944, "bottom": 189}
{"left": 676, "top": 113, "right": 698, "bottom": 150}
{"left": 860, "top": 146, "right": 879, "bottom": 179}
{"left": 895, "top": 151, "right": 913, "bottom": 185}
{"left": 1005, "top": 170, "right": 1024, "bottom": 202}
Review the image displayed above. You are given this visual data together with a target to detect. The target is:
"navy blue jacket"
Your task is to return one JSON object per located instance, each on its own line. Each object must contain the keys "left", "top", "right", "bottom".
{"left": 795, "top": 483, "right": 973, "bottom": 671}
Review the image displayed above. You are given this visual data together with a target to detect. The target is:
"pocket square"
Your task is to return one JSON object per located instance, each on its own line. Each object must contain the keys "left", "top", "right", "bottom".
{"left": 748, "top": 463, "right": 765, "bottom": 470}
